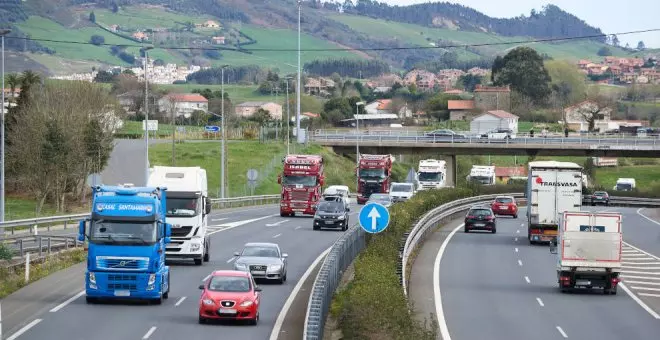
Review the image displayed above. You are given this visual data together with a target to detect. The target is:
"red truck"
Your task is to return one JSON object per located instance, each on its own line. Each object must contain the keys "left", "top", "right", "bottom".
{"left": 278, "top": 154, "right": 325, "bottom": 217}
{"left": 356, "top": 154, "right": 394, "bottom": 204}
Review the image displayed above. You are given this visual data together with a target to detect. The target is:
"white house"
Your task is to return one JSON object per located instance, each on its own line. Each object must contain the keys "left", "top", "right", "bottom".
{"left": 564, "top": 100, "right": 613, "bottom": 132}
{"left": 158, "top": 93, "right": 209, "bottom": 118}
{"left": 470, "top": 110, "right": 519, "bottom": 135}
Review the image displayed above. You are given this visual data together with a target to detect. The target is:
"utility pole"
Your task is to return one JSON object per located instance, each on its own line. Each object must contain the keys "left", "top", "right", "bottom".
{"left": 296, "top": 0, "right": 302, "bottom": 143}
{"left": 221, "top": 65, "right": 229, "bottom": 198}
{"left": 143, "top": 46, "right": 154, "bottom": 185}
{"left": 0, "top": 29, "right": 10, "bottom": 230}
{"left": 286, "top": 77, "right": 292, "bottom": 154}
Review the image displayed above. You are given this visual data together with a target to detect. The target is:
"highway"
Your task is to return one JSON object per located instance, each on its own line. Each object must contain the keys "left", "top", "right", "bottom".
{"left": 410, "top": 206, "right": 660, "bottom": 340}
{"left": 2, "top": 204, "right": 359, "bottom": 340}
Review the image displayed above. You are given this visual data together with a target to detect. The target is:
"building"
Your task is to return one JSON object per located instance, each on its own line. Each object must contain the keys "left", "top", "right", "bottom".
{"left": 158, "top": 93, "right": 209, "bottom": 118}
{"left": 132, "top": 32, "right": 148, "bottom": 41}
{"left": 304, "top": 77, "right": 336, "bottom": 96}
{"left": 211, "top": 36, "right": 225, "bottom": 45}
{"left": 448, "top": 100, "right": 477, "bottom": 121}
{"left": 473, "top": 85, "right": 511, "bottom": 112}
{"left": 564, "top": 100, "right": 612, "bottom": 132}
{"left": 495, "top": 166, "right": 527, "bottom": 184}
{"left": 235, "top": 102, "right": 283, "bottom": 120}
{"left": 202, "top": 20, "right": 220, "bottom": 28}
{"left": 470, "top": 110, "right": 519, "bottom": 135}
{"left": 340, "top": 113, "right": 400, "bottom": 127}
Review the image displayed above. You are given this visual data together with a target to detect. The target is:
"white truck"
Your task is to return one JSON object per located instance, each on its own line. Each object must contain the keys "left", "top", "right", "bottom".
{"left": 613, "top": 178, "right": 636, "bottom": 191}
{"left": 147, "top": 166, "right": 211, "bottom": 265}
{"left": 466, "top": 165, "right": 496, "bottom": 185}
{"left": 550, "top": 211, "right": 622, "bottom": 295}
{"left": 416, "top": 159, "right": 447, "bottom": 190}
{"left": 526, "top": 161, "right": 583, "bottom": 244}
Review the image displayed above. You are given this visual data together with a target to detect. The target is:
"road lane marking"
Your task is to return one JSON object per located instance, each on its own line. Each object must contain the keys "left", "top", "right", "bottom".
{"left": 626, "top": 281, "right": 660, "bottom": 286}
{"left": 266, "top": 220, "right": 290, "bottom": 227}
{"left": 623, "top": 254, "right": 652, "bottom": 258}
{"left": 514, "top": 237, "right": 518, "bottom": 242}
{"left": 273, "top": 246, "right": 332, "bottom": 340}
{"left": 433, "top": 223, "right": 464, "bottom": 340}
{"left": 536, "top": 298, "right": 544, "bottom": 307}
{"left": 622, "top": 260, "right": 660, "bottom": 264}
{"left": 273, "top": 233, "right": 282, "bottom": 239}
{"left": 226, "top": 257, "right": 236, "bottom": 263}
{"left": 520, "top": 223, "right": 524, "bottom": 227}
{"left": 622, "top": 250, "right": 638, "bottom": 253}
{"left": 623, "top": 266, "right": 660, "bottom": 270}
{"left": 525, "top": 276, "right": 531, "bottom": 283}
{"left": 621, "top": 270, "right": 660, "bottom": 275}
{"left": 6, "top": 319, "right": 42, "bottom": 340}
{"left": 49, "top": 290, "right": 85, "bottom": 313}
{"left": 631, "top": 286, "right": 660, "bottom": 292}
{"left": 516, "top": 229, "right": 520, "bottom": 234}
{"left": 518, "top": 259, "right": 523, "bottom": 266}
{"left": 637, "top": 208, "right": 660, "bottom": 226}
{"left": 623, "top": 242, "right": 660, "bottom": 260}
{"left": 619, "top": 282, "right": 660, "bottom": 319}
{"left": 207, "top": 214, "right": 279, "bottom": 235}
{"left": 211, "top": 218, "right": 228, "bottom": 222}
{"left": 142, "top": 326, "right": 157, "bottom": 339}
{"left": 556, "top": 326, "right": 568, "bottom": 338}
{"left": 621, "top": 275, "right": 660, "bottom": 281}
{"left": 638, "top": 293, "right": 660, "bottom": 298}
{"left": 175, "top": 297, "right": 187, "bottom": 307}
{"left": 515, "top": 247, "right": 518, "bottom": 253}
{"left": 295, "top": 226, "right": 302, "bottom": 230}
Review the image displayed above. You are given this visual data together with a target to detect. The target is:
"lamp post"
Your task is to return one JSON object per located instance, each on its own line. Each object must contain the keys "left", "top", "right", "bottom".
{"left": 0, "top": 28, "right": 10, "bottom": 226}
{"left": 220, "top": 65, "right": 229, "bottom": 198}
{"left": 296, "top": 0, "right": 302, "bottom": 143}
{"left": 355, "top": 101, "right": 364, "bottom": 192}
{"left": 285, "top": 76, "right": 292, "bottom": 154}
{"left": 142, "top": 46, "right": 154, "bottom": 185}
{"left": 206, "top": 111, "right": 224, "bottom": 197}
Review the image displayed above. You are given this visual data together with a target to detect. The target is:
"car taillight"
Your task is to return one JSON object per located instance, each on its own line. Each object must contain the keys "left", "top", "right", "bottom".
{"left": 467, "top": 215, "right": 476, "bottom": 219}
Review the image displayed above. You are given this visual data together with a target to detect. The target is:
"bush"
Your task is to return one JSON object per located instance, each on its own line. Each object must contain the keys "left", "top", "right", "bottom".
{"left": 0, "top": 243, "right": 14, "bottom": 260}
{"left": 334, "top": 184, "right": 523, "bottom": 339}
{"left": 90, "top": 34, "right": 105, "bottom": 46}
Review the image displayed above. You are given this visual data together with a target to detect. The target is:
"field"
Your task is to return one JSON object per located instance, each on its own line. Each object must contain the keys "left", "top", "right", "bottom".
{"left": 330, "top": 14, "right": 632, "bottom": 61}
{"left": 158, "top": 84, "right": 282, "bottom": 104}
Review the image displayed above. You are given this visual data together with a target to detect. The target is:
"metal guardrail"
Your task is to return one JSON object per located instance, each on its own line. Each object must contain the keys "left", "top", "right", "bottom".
{"left": 5, "top": 235, "right": 80, "bottom": 258}
{"left": 583, "top": 195, "right": 660, "bottom": 207}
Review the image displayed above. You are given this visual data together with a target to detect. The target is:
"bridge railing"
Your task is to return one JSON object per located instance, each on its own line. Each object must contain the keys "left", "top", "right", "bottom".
{"left": 313, "top": 129, "right": 659, "bottom": 139}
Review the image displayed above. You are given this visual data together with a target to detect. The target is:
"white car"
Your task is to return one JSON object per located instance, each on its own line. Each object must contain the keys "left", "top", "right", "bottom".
{"left": 389, "top": 182, "right": 415, "bottom": 202}
{"left": 481, "top": 128, "right": 516, "bottom": 140}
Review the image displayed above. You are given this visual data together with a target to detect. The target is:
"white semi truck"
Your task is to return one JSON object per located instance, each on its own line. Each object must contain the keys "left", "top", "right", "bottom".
{"left": 416, "top": 159, "right": 447, "bottom": 190}
{"left": 550, "top": 211, "right": 622, "bottom": 294}
{"left": 147, "top": 166, "right": 211, "bottom": 265}
{"left": 526, "top": 161, "right": 583, "bottom": 244}
{"left": 466, "top": 165, "right": 496, "bottom": 185}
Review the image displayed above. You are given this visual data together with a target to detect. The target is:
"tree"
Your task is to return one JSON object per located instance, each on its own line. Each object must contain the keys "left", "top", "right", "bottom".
{"left": 611, "top": 34, "right": 620, "bottom": 47}
{"left": 424, "top": 93, "right": 461, "bottom": 121}
{"left": 111, "top": 2, "right": 119, "bottom": 13}
{"left": 250, "top": 108, "right": 272, "bottom": 126}
{"left": 491, "top": 47, "right": 551, "bottom": 104}
{"left": 574, "top": 89, "right": 616, "bottom": 132}
{"left": 89, "top": 11, "right": 96, "bottom": 23}
{"left": 458, "top": 74, "right": 482, "bottom": 92}
{"left": 637, "top": 41, "right": 646, "bottom": 51}
{"left": 94, "top": 71, "right": 115, "bottom": 83}
{"left": 597, "top": 46, "right": 612, "bottom": 56}
{"left": 5, "top": 73, "right": 19, "bottom": 96}
{"left": 545, "top": 60, "right": 587, "bottom": 108}
{"left": 90, "top": 35, "right": 105, "bottom": 46}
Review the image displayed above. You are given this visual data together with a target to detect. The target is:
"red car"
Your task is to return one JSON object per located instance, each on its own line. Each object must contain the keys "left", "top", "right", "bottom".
{"left": 198, "top": 270, "right": 262, "bottom": 325}
{"left": 491, "top": 196, "right": 518, "bottom": 218}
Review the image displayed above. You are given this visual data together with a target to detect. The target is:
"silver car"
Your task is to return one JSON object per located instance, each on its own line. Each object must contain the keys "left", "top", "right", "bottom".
{"left": 233, "top": 242, "right": 288, "bottom": 284}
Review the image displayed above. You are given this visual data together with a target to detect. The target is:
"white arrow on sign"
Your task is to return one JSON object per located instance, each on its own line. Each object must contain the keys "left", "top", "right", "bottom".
{"left": 367, "top": 207, "right": 381, "bottom": 231}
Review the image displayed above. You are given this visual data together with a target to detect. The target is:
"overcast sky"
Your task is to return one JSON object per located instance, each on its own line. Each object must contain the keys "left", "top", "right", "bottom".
{"left": 377, "top": 0, "right": 659, "bottom": 48}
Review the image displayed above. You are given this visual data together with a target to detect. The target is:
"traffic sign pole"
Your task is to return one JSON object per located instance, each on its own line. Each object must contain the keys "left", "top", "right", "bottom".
{"left": 358, "top": 202, "right": 390, "bottom": 234}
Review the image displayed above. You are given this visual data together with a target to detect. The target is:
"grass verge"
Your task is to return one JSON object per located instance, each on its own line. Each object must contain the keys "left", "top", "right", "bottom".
{"left": 332, "top": 184, "right": 523, "bottom": 339}
{"left": 0, "top": 248, "right": 86, "bottom": 299}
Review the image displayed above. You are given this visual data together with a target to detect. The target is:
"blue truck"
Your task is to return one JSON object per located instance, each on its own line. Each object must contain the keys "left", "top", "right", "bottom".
{"left": 78, "top": 184, "right": 172, "bottom": 304}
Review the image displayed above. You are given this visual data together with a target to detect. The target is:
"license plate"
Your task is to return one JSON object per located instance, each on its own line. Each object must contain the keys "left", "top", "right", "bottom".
{"left": 544, "top": 230, "right": 557, "bottom": 235}
{"left": 474, "top": 223, "right": 485, "bottom": 227}
{"left": 251, "top": 270, "right": 266, "bottom": 275}
{"left": 114, "top": 290, "right": 130, "bottom": 297}
{"left": 219, "top": 308, "right": 237, "bottom": 314}
{"left": 325, "top": 220, "right": 334, "bottom": 224}
{"left": 576, "top": 280, "right": 591, "bottom": 286}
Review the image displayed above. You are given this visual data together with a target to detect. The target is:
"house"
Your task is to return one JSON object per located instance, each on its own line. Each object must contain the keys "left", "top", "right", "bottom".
{"left": 495, "top": 166, "right": 527, "bottom": 184}
{"left": 564, "top": 100, "right": 612, "bottom": 132}
{"left": 340, "top": 113, "right": 400, "bottom": 128}
{"left": 473, "top": 84, "right": 511, "bottom": 112}
{"left": 235, "top": 102, "right": 283, "bottom": 120}
{"left": 304, "top": 77, "right": 336, "bottom": 96}
{"left": 2, "top": 88, "right": 20, "bottom": 110}
{"left": 202, "top": 20, "right": 220, "bottom": 28}
{"left": 132, "top": 31, "right": 148, "bottom": 41}
{"left": 470, "top": 110, "right": 519, "bottom": 135}
{"left": 109, "top": 24, "right": 119, "bottom": 32}
{"left": 444, "top": 89, "right": 464, "bottom": 95}
{"left": 448, "top": 100, "right": 477, "bottom": 121}
{"left": 158, "top": 93, "right": 209, "bottom": 118}
{"left": 211, "top": 36, "right": 225, "bottom": 45}
{"left": 370, "top": 74, "right": 403, "bottom": 87}
{"left": 403, "top": 69, "right": 436, "bottom": 91}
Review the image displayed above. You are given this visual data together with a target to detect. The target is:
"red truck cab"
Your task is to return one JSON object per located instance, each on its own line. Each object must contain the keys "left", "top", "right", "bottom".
{"left": 278, "top": 155, "right": 324, "bottom": 217}
{"left": 356, "top": 154, "right": 394, "bottom": 205}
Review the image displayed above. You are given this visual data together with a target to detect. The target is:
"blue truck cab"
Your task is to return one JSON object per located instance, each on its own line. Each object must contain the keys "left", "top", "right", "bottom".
{"left": 78, "top": 184, "right": 172, "bottom": 304}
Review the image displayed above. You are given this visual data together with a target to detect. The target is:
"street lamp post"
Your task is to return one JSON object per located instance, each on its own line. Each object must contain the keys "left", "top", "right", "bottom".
{"left": 355, "top": 101, "right": 364, "bottom": 192}
{"left": 1, "top": 28, "right": 11, "bottom": 226}
{"left": 143, "top": 46, "right": 154, "bottom": 185}
{"left": 296, "top": 0, "right": 302, "bottom": 143}
{"left": 220, "top": 65, "right": 229, "bottom": 198}
{"left": 285, "top": 76, "right": 292, "bottom": 154}
{"left": 206, "top": 111, "right": 224, "bottom": 197}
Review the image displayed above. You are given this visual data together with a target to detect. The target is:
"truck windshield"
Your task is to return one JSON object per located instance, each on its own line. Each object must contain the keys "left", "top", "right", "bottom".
{"left": 166, "top": 197, "right": 200, "bottom": 217}
{"left": 470, "top": 176, "right": 493, "bottom": 185}
{"left": 89, "top": 220, "right": 157, "bottom": 245}
{"left": 282, "top": 175, "right": 317, "bottom": 186}
{"left": 391, "top": 184, "right": 413, "bottom": 192}
{"left": 359, "top": 168, "right": 385, "bottom": 179}
{"left": 418, "top": 172, "right": 442, "bottom": 182}
{"left": 616, "top": 183, "right": 632, "bottom": 191}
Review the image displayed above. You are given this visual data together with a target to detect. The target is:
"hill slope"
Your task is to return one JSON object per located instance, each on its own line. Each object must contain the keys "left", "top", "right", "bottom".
{"left": 1, "top": 0, "right": 646, "bottom": 75}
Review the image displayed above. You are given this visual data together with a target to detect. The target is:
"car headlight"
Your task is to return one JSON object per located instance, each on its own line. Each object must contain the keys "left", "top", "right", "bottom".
{"left": 240, "top": 300, "right": 254, "bottom": 307}
{"left": 268, "top": 264, "right": 282, "bottom": 272}
{"left": 190, "top": 243, "right": 201, "bottom": 251}
{"left": 202, "top": 298, "right": 215, "bottom": 306}
{"left": 89, "top": 272, "right": 96, "bottom": 284}
{"left": 148, "top": 274, "right": 156, "bottom": 285}
{"left": 234, "top": 263, "right": 247, "bottom": 270}
{"left": 337, "top": 215, "right": 345, "bottom": 220}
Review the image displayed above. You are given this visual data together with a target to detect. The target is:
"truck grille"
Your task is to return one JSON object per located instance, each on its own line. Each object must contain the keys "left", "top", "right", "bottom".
{"left": 171, "top": 226, "right": 193, "bottom": 237}
{"left": 107, "top": 283, "right": 137, "bottom": 291}
{"left": 108, "top": 274, "right": 137, "bottom": 281}
{"left": 96, "top": 256, "right": 149, "bottom": 271}
{"left": 106, "top": 273, "right": 138, "bottom": 292}
{"left": 289, "top": 191, "right": 309, "bottom": 201}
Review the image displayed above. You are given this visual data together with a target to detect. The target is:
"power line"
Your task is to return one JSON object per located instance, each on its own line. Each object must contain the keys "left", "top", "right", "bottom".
{"left": 6, "top": 28, "right": 659, "bottom": 53}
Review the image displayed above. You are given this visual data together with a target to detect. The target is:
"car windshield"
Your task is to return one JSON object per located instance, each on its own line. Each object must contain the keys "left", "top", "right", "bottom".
{"left": 318, "top": 201, "right": 345, "bottom": 212}
{"left": 470, "top": 176, "right": 493, "bottom": 185}
{"left": 594, "top": 192, "right": 607, "bottom": 196}
{"left": 241, "top": 246, "right": 279, "bottom": 258}
{"left": 495, "top": 197, "right": 513, "bottom": 203}
{"left": 418, "top": 172, "right": 443, "bottom": 181}
{"left": 369, "top": 194, "right": 390, "bottom": 202}
{"left": 208, "top": 276, "right": 251, "bottom": 292}
{"left": 166, "top": 197, "right": 200, "bottom": 217}
{"left": 392, "top": 184, "right": 413, "bottom": 192}
{"left": 89, "top": 220, "right": 157, "bottom": 245}
{"left": 469, "top": 209, "right": 492, "bottom": 217}
{"left": 359, "top": 168, "right": 385, "bottom": 179}
{"left": 282, "top": 175, "right": 317, "bottom": 186}
{"left": 616, "top": 183, "right": 632, "bottom": 190}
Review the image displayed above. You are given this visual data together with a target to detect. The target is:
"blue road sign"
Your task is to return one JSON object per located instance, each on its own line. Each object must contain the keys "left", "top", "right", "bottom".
{"left": 204, "top": 125, "right": 220, "bottom": 133}
{"left": 359, "top": 202, "right": 390, "bottom": 234}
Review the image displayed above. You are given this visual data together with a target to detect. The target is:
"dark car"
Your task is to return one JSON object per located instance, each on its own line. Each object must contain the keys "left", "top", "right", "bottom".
{"left": 313, "top": 200, "right": 350, "bottom": 231}
{"left": 590, "top": 191, "right": 610, "bottom": 206}
{"left": 424, "top": 129, "right": 467, "bottom": 142}
{"left": 464, "top": 206, "right": 496, "bottom": 233}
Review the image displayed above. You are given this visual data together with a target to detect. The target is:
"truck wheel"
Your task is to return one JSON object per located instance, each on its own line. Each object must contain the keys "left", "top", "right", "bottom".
{"left": 85, "top": 296, "right": 96, "bottom": 304}
{"left": 203, "top": 240, "right": 210, "bottom": 262}
{"left": 153, "top": 295, "right": 163, "bottom": 305}
{"left": 491, "top": 228, "right": 497, "bottom": 234}
{"left": 194, "top": 258, "right": 203, "bottom": 266}
{"left": 280, "top": 212, "right": 287, "bottom": 217}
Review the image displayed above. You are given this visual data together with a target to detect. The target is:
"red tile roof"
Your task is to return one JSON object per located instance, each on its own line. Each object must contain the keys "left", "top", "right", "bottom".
{"left": 166, "top": 93, "right": 208, "bottom": 102}
{"left": 448, "top": 100, "right": 475, "bottom": 110}
{"left": 444, "top": 89, "right": 464, "bottom": 94}
{"left": 376, "top": 99, "right": 392, "bottom": 110}
{"left": 474, "top": 84, "right": 510, "bottom": 92}
{"left": 303, "top": 112, "right": 319, "bottom": 118}
{"left": 487, "top": 110, "right": 518, "bottom": 119}
{"left": 495, "top": 166, "right": 527, "bottom": 177}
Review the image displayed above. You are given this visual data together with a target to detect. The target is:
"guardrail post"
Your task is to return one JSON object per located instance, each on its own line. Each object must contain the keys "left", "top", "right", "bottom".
{"left": 38, "top": 236, "right": 43, "bottom": 257}
{"left": 65, "top": 238, "right": 70, "bottom": 250}
{"left": 25, "top": 253, "right": 30, "bottom": 283}
{"left": 64, "top": 221, "right": 67, "bottom": 230}
{"left": 47, "top": 237, "right": 52, "bottom": 254}
{"left": 18, "top": 238, "right": 24, "bottom": 257}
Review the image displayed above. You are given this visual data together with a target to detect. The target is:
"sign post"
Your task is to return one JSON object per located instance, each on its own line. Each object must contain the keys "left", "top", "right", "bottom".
{"left": 358, "top": 202, "right": 390, "bottom": 234}
{"left": 246, "top": 169, "right": 258, "bottom": 196}
{"left": 205, "top": 125, "right": 220, "bottom": 133}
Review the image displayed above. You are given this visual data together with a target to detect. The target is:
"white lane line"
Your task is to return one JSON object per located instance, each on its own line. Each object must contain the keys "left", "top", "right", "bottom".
{"left": 623, "top": 266, "right": 660, "bottom": 270}
{"left": 207, "top": 214, "right": 279, "bottom": 236}
{"left": 622, "top": 261, "right": 660, "bottom": 264}
{"left": 273, "top": 233, "right": 282, "bottom": 239}
{"left": 142, "top": 326, "right": 157, "bottom": 339}
{"left": 520, "top": 223, "right": 525, "bottom": 227}
{"left": 514, "top": 237, "right": 518, "bottom": 242}
{"left": 295, "top": 226, "right": 302, "bottom": 230}
{"left": 624, "top": 242, "right": 660, "bottom": 260}
{"left": 621, "top": 275, "right": 660, "bottom": 281}
{"left": 211, "top": 218, "right": 228, "bottom": 222}
{"left": 622, "top": 250, "right": 639, "bottom": 253}
{"left": 266, "top": 219, "right": 290, "bottom": 227}
{"left": 536, "top": 297, "right": 544, "bottom": 307}
{"left": 623, "top": 254, "right": 651, "bottom": 258}
{"left": 525, "top": 276, "right": 531, "bottom": 283}
{"left": 432, "top": 223, "right": 464, "bottom": 340}
{"left": 556, "top": 326, "right": 568, "bottom": 338}
{"left": 175, "top": 297, "right": 187, "bottom": 307}
{"left": 518, "top": 259, "right": 523, "bottom": 266}
{"left": 621, "top": 270, "right": 660, "bottom": 275}
{"left": 49, "top": 290, "right": 85, "bottom": 312}
{"left": 226, "top": 257, "right": 236, "bottom": 263}
{"left": 637, "top": 208, "right": 660, "bottom": 226}
{"left": 631, "top": 286, "right": 660, "bottom": 292}
{"left": 6, "top": 319, "right": 42, "bottom": 340}
{"left": 272, "top": 246, "right": 332, "bottom": 340}
{"left": 639, "top": 293, "right": 660, "bottom": 298}
{"left": 625, "top": 281, "right": 660, "bottom": 286}
{"left": 516, "top": 229, "right": 520, "bottom": 234}
{"left": 515, "top": 247, "right": 519, "bottom": 253}
{"left": 619, "top": 282, "right": 660, "bottom": 319}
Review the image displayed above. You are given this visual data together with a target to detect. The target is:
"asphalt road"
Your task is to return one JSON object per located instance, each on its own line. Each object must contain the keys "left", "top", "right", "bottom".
{"left": 2, "top": 204, "right": 360, "bottom": 340}
{"left": 410, "top": 206, "right": 660, "bottom": 340}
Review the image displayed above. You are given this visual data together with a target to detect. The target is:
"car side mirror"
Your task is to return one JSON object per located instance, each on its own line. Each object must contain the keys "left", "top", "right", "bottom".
{"left": 78, "top": 220, "right": 87, "bottom": 242}
{"left": 205, "top": 200, "right": 212, "bottom": 214}
{"left": 254, "top": 286, "right": 262, "bottom": 292}
{"left": 282, "top": 253, "right": 288, "bottom": 258}
{"left": 549, "top": 239, "right": 558, "bottom": 254}
{"left": 198, "top": 284, "right": 205, "bottom": 290}
{"left": 234, "top": 252, "right": 240, "bottom": 256}
{"left": 346, "top": 207, "right": 350, "bottom": 212}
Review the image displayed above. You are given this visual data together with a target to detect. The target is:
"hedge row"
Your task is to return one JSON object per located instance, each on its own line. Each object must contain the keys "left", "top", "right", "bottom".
{"left": 333, "top": 184, "right": 524, "bottom": 340}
